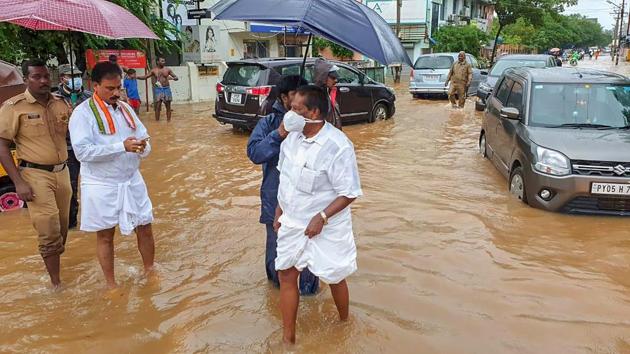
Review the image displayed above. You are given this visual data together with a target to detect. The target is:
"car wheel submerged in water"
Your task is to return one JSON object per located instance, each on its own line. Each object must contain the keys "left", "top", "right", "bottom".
{"left": 369, "top": 103, "right": 388, "bottom": 123}
{"left": 0, "top": 184, "right": 24, "bottom": 212}
{"left": 479, "top": 132, "right": 487, "bottom": 158}
{"left": 509, "top": 167, "right": 528, "bottom": 204}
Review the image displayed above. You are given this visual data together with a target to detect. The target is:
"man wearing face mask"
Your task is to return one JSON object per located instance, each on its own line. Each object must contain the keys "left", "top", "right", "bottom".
{"left": 274, "top": 85, "right": 362, "bottom": 344}
{"left": 247, "top": 75, "right": 319, "bottom": 295}
{"left": 69, "top": 62, "right": 155, "bottom": 289}
{"left": 58, "top": 64, "right": 92, "bottom": 229}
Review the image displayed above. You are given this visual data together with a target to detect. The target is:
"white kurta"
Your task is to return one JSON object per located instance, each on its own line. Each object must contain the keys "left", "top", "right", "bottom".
{"left": 69, "top": 99, "right": 153, "bottom": 235}
{"left": 276, "top": 122, "right": 363, "bottom": 284}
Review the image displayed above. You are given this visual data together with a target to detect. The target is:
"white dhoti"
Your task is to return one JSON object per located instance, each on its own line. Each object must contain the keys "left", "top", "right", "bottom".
{"left": 275, "top": 214, "right": 357, "bottom": 285}
{"left": 80, "top": 171, "right": 153, "bottom": 235}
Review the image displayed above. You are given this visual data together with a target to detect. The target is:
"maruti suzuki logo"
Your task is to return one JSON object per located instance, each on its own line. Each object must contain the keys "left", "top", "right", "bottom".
{"left": 613, "top": 164, "right": 627, "bottom": 176}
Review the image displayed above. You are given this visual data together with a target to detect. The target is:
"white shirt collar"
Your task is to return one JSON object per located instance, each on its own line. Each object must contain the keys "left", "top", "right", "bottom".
{"left": 300, "top": 122, "right": 329, "bottom": 145}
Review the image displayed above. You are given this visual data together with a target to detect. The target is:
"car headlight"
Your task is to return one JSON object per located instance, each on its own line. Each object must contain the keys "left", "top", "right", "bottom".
{"left": 534, "top": 146, "right": 571, "bottom": 176}
{"left": 386, "top": 87, "right": 395, "bottom": 95}
{"left": 479, "top": 82, "right": 492, "bottom": 91}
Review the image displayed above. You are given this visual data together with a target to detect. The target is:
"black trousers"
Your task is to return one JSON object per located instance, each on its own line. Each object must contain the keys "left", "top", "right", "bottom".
{"left": 67, "top": 149, "right": 80, "bottom": 228}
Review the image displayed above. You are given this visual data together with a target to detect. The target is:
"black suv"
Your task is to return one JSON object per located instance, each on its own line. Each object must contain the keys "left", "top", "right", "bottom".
{"left": 213, "top": 58, "right": 396, "bottom": 130}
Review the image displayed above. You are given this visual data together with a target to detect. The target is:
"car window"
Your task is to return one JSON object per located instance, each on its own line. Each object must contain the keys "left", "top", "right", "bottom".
{"left": 495, "top": 78, "right": 513, "bottom": 105}
{"left": 276, "top": 65, "right": 315, "bottom": 83}
{"left": 413, "top": 55, "right": 454, "bottom": 69}
{"left": 506, "top": 81, "right": 524, "bottom": 111}
{"left": 472, "top": 57, "right": 479, "bottom": 69}
{"left": 337, "top": 67, "right": 361, "bottom": 84}
{"left": 530, "top": 84, "right": 630, "bottom": 127}
{"left": 223, "top": 64, "right": 263, "bottom": 86}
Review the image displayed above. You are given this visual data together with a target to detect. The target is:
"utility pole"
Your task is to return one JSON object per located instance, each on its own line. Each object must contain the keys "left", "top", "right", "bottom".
{"left": 611, "top": 10, "right": 621, "bottom": 61}
{"left": 394, "top": 0, "right": 402, "bottom": 83}
{"left": 617, "top": 0, "right": 625, "bottom": 65}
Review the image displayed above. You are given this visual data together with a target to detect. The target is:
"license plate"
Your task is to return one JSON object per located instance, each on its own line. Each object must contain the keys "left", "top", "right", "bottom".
{"left": 591, "top": 183, "right": 630, "bottom": 196}
{"left": 424, "top": 75, "right": 439, "bottom": 82}
{"left": 230, "top": 93, "right": 242, "bottom": 104}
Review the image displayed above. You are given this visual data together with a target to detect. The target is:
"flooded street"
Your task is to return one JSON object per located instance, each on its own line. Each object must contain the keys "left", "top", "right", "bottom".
{"left": 3, "top": 58, "right": 630, "bottom": 353}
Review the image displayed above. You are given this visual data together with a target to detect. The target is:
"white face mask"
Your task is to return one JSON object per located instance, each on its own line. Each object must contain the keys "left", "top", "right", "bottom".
{"left": 283, "top": 110, "right": 323, "bottom": 132}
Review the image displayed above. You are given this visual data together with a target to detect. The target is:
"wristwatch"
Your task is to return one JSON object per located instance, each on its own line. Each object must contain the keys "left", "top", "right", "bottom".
{"left": 319, "top": 211, "right": 328, "bottom": 225}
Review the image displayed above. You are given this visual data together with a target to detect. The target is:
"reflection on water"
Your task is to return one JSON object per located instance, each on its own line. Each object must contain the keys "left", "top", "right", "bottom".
{"left": 2, "top": 57, "right": 630, "bottom": 353}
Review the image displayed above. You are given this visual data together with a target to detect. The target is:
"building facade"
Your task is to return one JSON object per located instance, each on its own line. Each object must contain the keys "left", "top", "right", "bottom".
{"left": 363, "top": 0, "right": 494, "bottom": 64}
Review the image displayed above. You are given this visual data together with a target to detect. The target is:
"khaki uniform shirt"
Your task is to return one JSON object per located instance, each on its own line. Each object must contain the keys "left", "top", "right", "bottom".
{"left": 0, "top": 90, "right": 71, "bottom": 165}
{"left": 447, "top": 60, "right": 473, "bottom": 85}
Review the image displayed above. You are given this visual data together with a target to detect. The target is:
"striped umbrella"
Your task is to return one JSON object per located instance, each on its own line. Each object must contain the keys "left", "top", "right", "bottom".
{"left": 0, "top": 0, "right": 158, "bottom": 39}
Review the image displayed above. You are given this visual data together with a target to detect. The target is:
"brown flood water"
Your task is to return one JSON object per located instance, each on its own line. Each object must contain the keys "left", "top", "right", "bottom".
{"left": 2, "top": 57, "right": 630, "bottom": 353}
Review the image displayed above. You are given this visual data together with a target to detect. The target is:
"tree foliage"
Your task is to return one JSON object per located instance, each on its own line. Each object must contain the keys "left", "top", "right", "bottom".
{"left": 490, "top": 0, "right": 576, "bottom": 61}
{"left": 432, "top": 25, "right": 489, "bottom": 58}
{"left": 312, "top": 37, "right": 354, "bottom": 59}
{"left": 497, "top": 14, "right": 613, "bottom": 51}
{"left": 0, "top": 0, "right": 179, "bottom": 67}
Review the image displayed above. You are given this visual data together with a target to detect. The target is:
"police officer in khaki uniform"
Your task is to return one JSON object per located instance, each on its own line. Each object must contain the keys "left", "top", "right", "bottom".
{"left": 445, "top": 51, "right": 473, "bottom": 109}
{"left": 0, "top": 59, "right": 72, "bottom": 288}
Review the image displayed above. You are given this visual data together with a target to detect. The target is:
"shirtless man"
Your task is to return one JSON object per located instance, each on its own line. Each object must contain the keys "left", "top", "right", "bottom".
{"left": 138, "top": 57, "right": 178, "bottom": 122}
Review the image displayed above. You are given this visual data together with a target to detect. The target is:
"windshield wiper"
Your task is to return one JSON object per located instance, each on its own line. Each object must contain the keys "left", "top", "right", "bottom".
{"left": 550, "top": 123, "right": 615, "bottom": 129}
{"left": 415, "top": 67, "right": 436, "bottom": 71}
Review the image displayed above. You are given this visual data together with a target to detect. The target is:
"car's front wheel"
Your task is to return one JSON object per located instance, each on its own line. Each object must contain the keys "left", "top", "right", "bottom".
{"left": 479, "top": 132, "right": 487, "bottom": 158}
{"left": 369, "top": 103, "right": 388, "bottom": 123}
{"left": 0, "top": 184, "right": 24, "bottom": 212}
{"left": 509, "top": 167, "right": 528, "bottom": 204}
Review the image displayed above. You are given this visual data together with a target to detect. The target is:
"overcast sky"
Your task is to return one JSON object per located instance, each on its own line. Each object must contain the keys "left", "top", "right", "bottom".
{"left": 564, "top": 0, "right": 617, "bottom": 30}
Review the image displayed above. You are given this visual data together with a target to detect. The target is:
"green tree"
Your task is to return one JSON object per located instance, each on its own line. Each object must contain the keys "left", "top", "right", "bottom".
{"left": 496, "top": 13, "right": 615, "bottom": 52}
{"left": 490, "top": 0, "right": 576, "bottom": 62}
{"left": 433, "top": 25, "right": 489, "bottom": 57}
{"left": 0, "top": 0, "right": 179, "bottom": 67}
{"left": 312, "top": 37, "right": 354, "bottom": 59}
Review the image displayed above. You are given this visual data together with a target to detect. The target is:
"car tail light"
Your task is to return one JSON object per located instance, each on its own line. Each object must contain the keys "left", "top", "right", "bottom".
{"left": 247, "top": 86, "right": 273, "bottom": 107}
{"left": 216, "top": 82, "right": 224, "bottom": 93}
{"left": 410, "top": 69, "right": 414, "bottom": 79}
{"left": 246, "top": 86, "right": 272, "bottom": 96}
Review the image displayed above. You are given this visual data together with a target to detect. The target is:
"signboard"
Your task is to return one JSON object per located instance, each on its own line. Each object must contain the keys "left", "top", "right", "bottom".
{"left": 188, "top": 8, "right": 211, "bottom": 20}
{"left": 182, "top": 25, "right": 223, "bottom": 63}
{"left": 365, "top": 0, "right": 426, "bottom": 24}
{"left": 250, "top": 23, "right": 309, "bottom": 34}
{"left": 162, "top": 0, "right": 197, "bottom": 39}
{"left": 85, "top": 49, "right": 147, "bottom": 70}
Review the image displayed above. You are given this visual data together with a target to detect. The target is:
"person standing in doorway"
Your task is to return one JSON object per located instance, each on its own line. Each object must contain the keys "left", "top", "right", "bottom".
{"left": 69, "top": 62, "right": 155, "bottom": 289}
{"left": 275, "top": 85, "right": 362, "bottom": 344}
{"left": 58, "top": 64, "right": 92, "bottom": 229}
{"left": 0, "top": 59, "right": 72, "bottom": 288}
{"left": 445, "top": 51, "right": 472, "bottom": 109}
{"left": 138, "top": 57, "right": 178, "bottom": 122}
{"left": 247, "top": 75, "right": 319, "bottom": 295}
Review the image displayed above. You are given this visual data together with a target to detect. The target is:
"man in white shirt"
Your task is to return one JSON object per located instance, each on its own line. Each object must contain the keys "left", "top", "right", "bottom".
{"left": 274, "top": 85, "right": 362, "bottom": 344}
{"left": 69, "top": 62, "right": 155, "bottom": 289}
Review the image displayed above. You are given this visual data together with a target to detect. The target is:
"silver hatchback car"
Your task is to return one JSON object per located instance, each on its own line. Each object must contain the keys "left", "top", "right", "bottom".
{"left": 409, "top": 52, "right": 485, "bottom": 98}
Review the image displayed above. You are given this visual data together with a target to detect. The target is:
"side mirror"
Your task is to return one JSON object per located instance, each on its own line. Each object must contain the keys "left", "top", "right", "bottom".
{"left": 500, "top": 107, "right": 520, "bottom": 120}
{"left": 480, "top": 70, "right": 489, "bottom": 75}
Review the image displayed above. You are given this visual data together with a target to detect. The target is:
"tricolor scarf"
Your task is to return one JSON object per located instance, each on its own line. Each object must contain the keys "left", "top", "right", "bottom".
{"left": 88, "top": 94, "right": 137, "bottom": 135}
